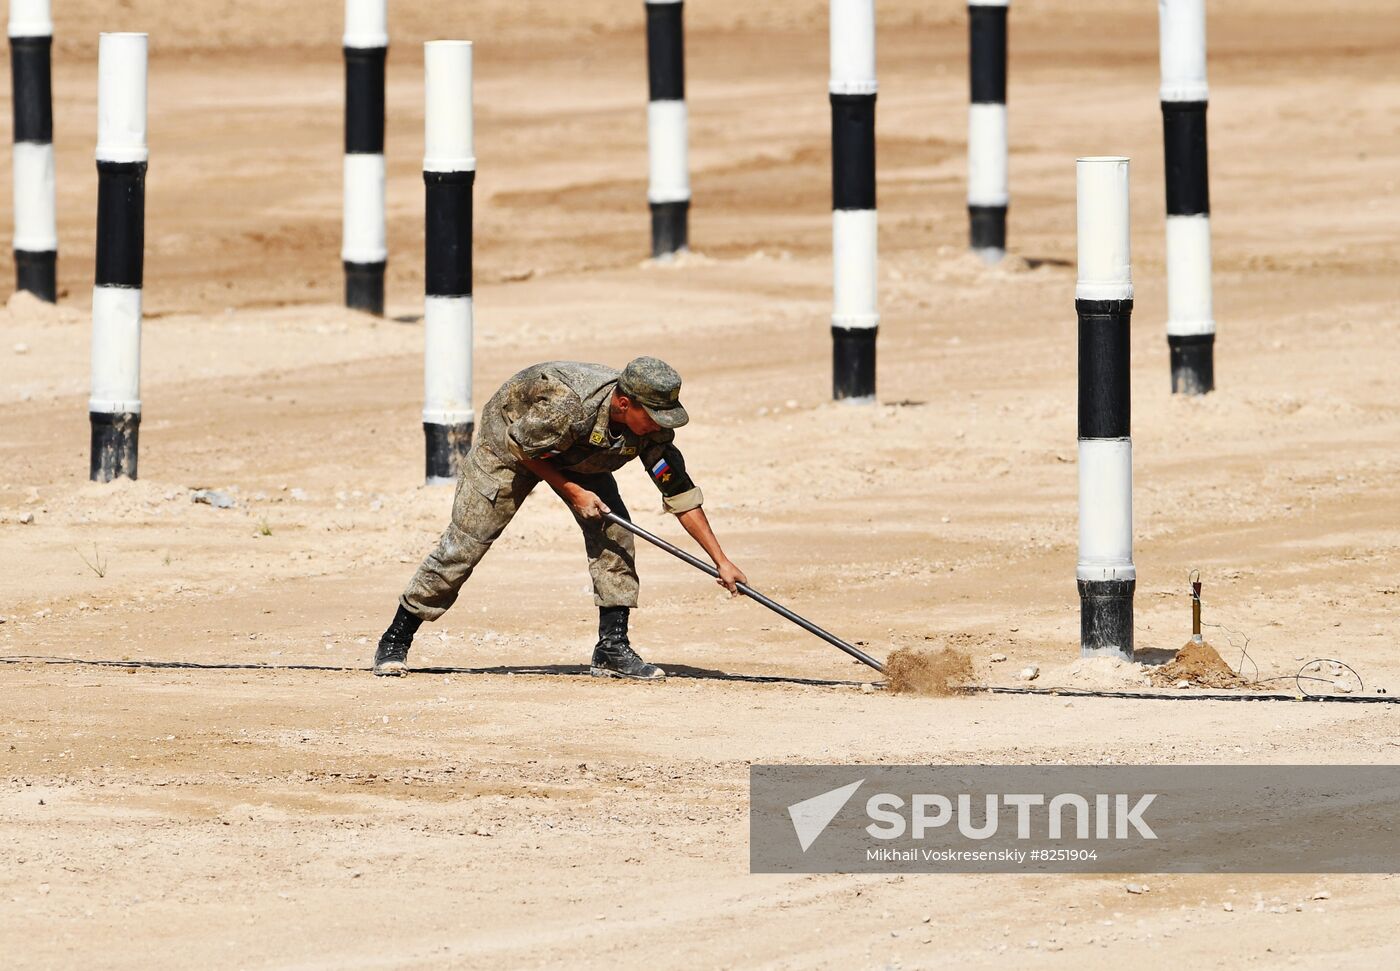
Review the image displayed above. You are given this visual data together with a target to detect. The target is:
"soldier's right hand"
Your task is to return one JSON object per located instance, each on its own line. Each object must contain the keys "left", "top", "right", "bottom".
{"left": 570, "top": 489, "right": 611, "bottom": 521}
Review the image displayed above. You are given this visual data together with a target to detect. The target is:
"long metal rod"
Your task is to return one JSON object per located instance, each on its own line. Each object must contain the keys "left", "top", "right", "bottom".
{"left": 604, "top": 512, "right": 886, "bottom": 674}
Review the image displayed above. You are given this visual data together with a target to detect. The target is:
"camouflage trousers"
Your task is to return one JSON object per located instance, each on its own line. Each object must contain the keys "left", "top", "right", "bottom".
{"left": 399, "top": 454, "right": 638, "bottom": 621}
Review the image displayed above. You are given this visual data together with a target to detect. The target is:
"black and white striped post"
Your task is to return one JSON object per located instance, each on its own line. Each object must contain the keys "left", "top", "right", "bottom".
{"left": 342, "top": 0, "right": 386, "bottom": 315}
{"left": 9, "top": 0, "right": 57, "bottom": 301}
{"left": 829, "top": 0, "right": 878, "bottom": 402}
{"left": 1159, "top": 0, "right": 1214, "bottom": 394}
{"left": 90, "top": 33, "right": 147, "bottom": 483}
{"left": 644, "top": 0, "right": 688, "bottom": 258}
{"left": 422, "top": 40, "right": 475, "bottom": 484}
{"left": 1076, "top": 156, "right": 1134, "bottom": 660}
{"left": 967, "top": 0, "right": 1008, "bottom": 261}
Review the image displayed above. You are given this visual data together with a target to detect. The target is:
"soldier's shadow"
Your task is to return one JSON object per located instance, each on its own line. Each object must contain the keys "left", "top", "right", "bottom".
{"left": 0, "top": 655, "right": 869, "bottom": 688}
{"left": 422, "top": 662, "right": 868, "bottom": 688}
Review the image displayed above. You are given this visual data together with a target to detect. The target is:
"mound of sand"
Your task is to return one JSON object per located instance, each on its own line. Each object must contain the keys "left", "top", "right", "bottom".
{"left": 1150, "top": 639, "right": 1246, "bottom": 689}
{"left": 4, "top": 289, "right": 79, "bottom": 324}
{"left": 884, "top": 648, "right": 974, "bottom": 696}
{"left": 1064, "top": 656, "right": 1152, "bottom": 690}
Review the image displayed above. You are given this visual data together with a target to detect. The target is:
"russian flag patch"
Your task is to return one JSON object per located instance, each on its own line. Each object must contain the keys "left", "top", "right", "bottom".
{"left": 651, "top": 458, "right": 672, "bottom": 483}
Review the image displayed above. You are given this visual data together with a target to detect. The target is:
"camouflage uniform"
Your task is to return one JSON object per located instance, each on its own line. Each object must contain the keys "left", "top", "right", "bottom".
{"left": 400, "top": 361, "right": 703, "bottom": 620}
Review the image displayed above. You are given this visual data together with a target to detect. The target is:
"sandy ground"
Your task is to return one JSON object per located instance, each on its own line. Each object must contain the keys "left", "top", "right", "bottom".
{"left": 3, "top": 0, "right": 1400, "bottom": 967}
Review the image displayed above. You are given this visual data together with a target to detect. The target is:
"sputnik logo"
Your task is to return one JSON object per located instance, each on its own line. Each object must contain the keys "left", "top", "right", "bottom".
{"left": 787, "top": 779, "right": 864, "bottom": 852}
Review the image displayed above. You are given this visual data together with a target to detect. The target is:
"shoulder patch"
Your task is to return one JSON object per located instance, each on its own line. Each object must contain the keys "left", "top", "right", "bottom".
{"left": 589, "top": 429, "right": 606, "bottom": 446}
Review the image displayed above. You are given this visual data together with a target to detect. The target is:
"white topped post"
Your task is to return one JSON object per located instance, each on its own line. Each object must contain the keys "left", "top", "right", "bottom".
{"left": 343, "top": 0, "right": 388, "bottom": 314}
{"left": 1158, "top": 0, "right": 1215, "bottom": 394}
{"left": 9, "top": 0, "right": 57, "bottom": 301}
{"left": 829, "top": 0, "right": 878, "bottom": 402}
{"left": 422, "top": 41, "right": 476, "bottom": 483}
{"left": 90, "top": 32, "right": 149, "bottom": 482}
{"left": 1075, "top": 157, "right": 1135, "bottom": 660}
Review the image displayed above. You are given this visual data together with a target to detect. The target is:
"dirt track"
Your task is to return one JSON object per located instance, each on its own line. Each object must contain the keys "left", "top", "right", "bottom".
{"left": 3, "top": 1, "right": 1400, "bottom": 967}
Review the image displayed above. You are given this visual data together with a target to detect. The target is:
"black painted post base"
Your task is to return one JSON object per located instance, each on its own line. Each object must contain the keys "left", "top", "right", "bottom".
{"left": 344, "top": 260, "right": 385, "bottom": 315}
{"left": 649, "top": 200, "right": 689, "bottom": 259}
{"left": 1168, "top": 334, "right": 1214, "bottom": 395}
{"left": 90, "top": 411, "right": 140, "bottom": 482}
{"left": 968, "top": 204, "right": 1006, "bottom": 260}
{"left": 14, "top": 250, "right": 57, "bottom": 302}
{"left": 1078, "top": 578, "right": 1135, "bottom": 660}
{"left": 424, "top": 421, "right": 474, "bottom": 484}
{"left": 832, "top": 326, "right": 877, "bottom": 402}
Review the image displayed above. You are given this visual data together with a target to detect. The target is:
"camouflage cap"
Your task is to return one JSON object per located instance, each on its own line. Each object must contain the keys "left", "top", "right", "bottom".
{"left": 617, "top": 356, "right": 689, "bottom": 429}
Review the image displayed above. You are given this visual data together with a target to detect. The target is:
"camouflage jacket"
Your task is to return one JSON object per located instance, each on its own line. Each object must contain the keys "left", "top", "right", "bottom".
{"left": 471, "top": 362, "right": 703, "bottom": 515}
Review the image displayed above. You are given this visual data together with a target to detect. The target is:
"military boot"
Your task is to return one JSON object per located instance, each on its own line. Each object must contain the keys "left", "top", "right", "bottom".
{"left": 373, "top": 605, "right": 423, "bottom": 676}
{"left": 590, "top": 606, "right": 665, "bottom": 681}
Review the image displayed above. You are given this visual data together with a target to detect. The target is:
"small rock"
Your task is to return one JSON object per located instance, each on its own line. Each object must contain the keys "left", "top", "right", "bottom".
{"left": 289, "top": 488, "right": 308, "bottom": 501}
{"left": 989, "top": 653, "right": 1008, "bottom": 663}
{"left": 190, "top": 489, "right": 236, "bottom": 509}
{"left": 1175, "top": 679, "right": 1191, "bottom": 689}
{"left": 1222, "top": 902, "right": 1234, "bottom": 912}
{"left": 1018, "top": 665, "right": 1039, "bottom": 681}
{"left": 18, "top": 511, "right": 34, "bottom": 525}
{"left": 1333, "top": 681, "right": 1353, "bottom": 694}
{"left": 1125, "top": 883, "right": 1149, "bottom": 895}
{"left": 861, "top": 683, "right": 875, "bottom": 694}
{"left": 13, "top": 342, "right": 29, "bottom": 354}
{"left": 1311, "top": 890, "right": 1331, "bottom": 900}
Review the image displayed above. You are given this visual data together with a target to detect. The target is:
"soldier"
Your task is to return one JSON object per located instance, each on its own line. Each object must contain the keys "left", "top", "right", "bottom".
{"left": 372, "top": 357, "right": 748, "bottom": 680}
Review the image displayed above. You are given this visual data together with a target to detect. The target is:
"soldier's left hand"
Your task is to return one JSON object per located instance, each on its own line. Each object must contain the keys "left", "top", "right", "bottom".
{"left": 716, "top": 559, "right": 748, "bottom": 597}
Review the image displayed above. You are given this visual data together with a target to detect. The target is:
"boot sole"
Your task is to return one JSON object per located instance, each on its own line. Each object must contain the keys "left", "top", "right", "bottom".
{"left": 373, "top": 661, "right": 408, "bottom": 677}
{"left": 590, "top": 665, "right": 666, "bottom": 682}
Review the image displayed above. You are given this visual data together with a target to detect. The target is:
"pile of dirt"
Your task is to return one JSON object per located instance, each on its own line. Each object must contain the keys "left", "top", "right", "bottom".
{"left": 1150, "top": 639, "right": 1246, "bottom": 689}
{"left": 1064, "top": 656, "right": 1151, "bottom": 690}
{"left": 884, "top": 648, "right": 974, "bottom": 696}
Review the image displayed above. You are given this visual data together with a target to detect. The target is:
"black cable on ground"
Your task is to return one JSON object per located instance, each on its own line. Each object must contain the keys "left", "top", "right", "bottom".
{"left": 970, "top": 684, "right": 1400, "bottom": 704}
